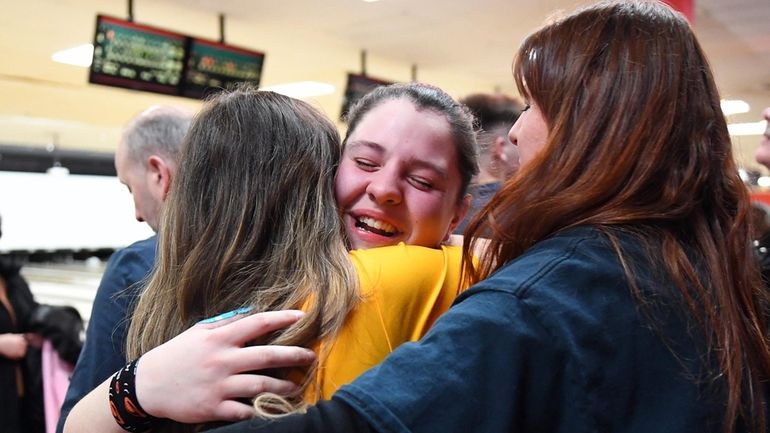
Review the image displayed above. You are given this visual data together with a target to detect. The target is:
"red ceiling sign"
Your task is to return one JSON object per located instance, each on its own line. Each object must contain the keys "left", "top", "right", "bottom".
{"left": 662, "top": 0, "right": 694, "bottom": 23}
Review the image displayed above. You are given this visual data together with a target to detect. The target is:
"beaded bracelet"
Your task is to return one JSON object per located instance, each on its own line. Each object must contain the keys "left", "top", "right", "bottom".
{"left": 108, "top": 358, "right": 160, "bottom": 432}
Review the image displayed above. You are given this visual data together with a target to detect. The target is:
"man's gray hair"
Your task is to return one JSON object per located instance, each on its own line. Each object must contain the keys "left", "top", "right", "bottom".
{"left": 121, "top": 105, "right": 193, "bottom": 165}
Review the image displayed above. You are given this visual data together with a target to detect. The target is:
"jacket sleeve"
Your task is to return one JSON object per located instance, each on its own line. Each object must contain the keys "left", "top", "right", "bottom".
{"left": 203, "top": 398, "right": 374, "bottom": 433}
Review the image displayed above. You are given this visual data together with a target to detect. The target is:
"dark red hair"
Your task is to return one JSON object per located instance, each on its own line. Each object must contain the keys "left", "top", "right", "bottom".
{"left": 464, "top": 2, "right": 770, "bottom": 431}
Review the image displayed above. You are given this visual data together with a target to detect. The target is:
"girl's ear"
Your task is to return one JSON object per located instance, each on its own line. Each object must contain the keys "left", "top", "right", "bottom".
{"left": 444, "top": 194, "right": 472, "bottom": 241}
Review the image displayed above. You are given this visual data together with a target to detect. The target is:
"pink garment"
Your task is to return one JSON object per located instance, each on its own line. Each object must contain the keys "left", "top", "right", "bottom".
{"left": 41, "top": 339, "right": 74, "bottom": 433}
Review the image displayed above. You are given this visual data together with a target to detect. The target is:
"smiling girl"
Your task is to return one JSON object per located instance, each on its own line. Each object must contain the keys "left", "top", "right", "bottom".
{"left": 337, "top": 84, "right": 477, "bottom": 249}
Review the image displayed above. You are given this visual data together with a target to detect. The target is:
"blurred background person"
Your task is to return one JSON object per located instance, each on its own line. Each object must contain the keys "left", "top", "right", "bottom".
{"left": 753, "top": 107, "right": 770, "bottom": 170}
{"left": 1, "top": 214, "right": 83, "bottom": 433}
{"left": 751, "top": 107, "right": 770, "bottom": 288}
{"left": 454, "top": 93, "right": 524, "bottom": 234}
{"left": 0, "top": 214, "right": 43, "bottom": 433}
{"left": 750, "top": 201, "right": 770, "bottom": 285}
{"left": 55, "top": 105, "right": 191, "bottom": 433}
{"left": 754, "top": 107, "right": 770, "bottom": 169}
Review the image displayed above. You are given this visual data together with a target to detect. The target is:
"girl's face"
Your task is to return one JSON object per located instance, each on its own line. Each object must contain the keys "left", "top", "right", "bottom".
{"left": 508, "top": 102, "right": 549, "bottom": 168}
{"left": 335, "top": 98, "right": 470, "bottom": 250}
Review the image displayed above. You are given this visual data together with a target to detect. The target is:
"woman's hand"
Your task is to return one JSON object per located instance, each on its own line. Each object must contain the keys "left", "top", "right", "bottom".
{"left": 25, "top": 332, "right": 43, "bottom": 348}
{"left": 64, "top": 310, "right": 315, "bottom": 433}
{"left": 0, "top": 333, "right": 28, "bottom": 360}
{"left": 135, "top": 310, "right": 316, "bottom": 424}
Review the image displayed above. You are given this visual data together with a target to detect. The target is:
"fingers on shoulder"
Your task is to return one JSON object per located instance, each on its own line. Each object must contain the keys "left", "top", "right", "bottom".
{"left": 229, "top": 345, "right": 315, "bottom": 372}
{"left": 221, "top": 374, "right": 300, "bottom": 400}
{"left": 215, "top": 400, "right": 257, "bottom": 422}
{"left": 222, "top": 310, "right": 306, "bottom": 344}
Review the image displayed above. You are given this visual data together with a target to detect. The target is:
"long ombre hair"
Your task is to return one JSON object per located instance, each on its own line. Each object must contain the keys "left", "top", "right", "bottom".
{"left": 127, "top": 88, "right": 358, "bottom": 429}
{"left": 464, "top": 2, "right": 769, "bottom": 432}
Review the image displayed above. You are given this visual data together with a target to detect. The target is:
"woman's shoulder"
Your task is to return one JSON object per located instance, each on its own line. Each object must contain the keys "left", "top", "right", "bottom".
{"left": 477, "top": 227, "right": 611, "bottom": 285}
{"left": 458, "top": 226, "right": 662, "bottom": 353}
{"left": 465, "top": 226, "right": 635, "bottom": 319}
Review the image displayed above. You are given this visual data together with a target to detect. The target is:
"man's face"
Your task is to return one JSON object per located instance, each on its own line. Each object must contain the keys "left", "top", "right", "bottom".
{"left": 754, "top": 107, "right": 770, "bottom": 170}
{"left": 115, "top": 140, "right": 163, "bottom": 232}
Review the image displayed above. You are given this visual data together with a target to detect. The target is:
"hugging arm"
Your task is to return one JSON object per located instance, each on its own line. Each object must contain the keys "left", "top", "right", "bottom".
{"left": 63, "top": 310, "right": 316, "bottom": 433}
{"left": 204, "top": 288, "right": 553, "bottom": 433}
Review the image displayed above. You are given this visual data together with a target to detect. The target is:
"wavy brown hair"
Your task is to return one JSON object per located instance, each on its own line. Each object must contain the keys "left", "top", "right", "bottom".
{"left": 127, "top": 88, "right": 358, "bottom": 430}
{"left": 464, "top": 1, "right": 769, "bottom": 432}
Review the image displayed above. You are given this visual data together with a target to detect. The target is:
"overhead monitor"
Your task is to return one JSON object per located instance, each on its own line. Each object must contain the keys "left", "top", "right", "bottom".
{"left": 89, "top": 15, "right": 265, "bottom": 99}
{"left": 89, "top": 15, "right": 186, "bottom": 96}
{"left": 182, "top": 38, "right": 265, "bottom": 99}
{"left": 340, "top": 73, "right": 394, "bottom": 121}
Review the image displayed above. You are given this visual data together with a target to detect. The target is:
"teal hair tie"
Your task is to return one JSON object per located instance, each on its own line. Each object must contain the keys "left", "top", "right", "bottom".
{"left": 197, "top": 306, "right": 253, "bottom": 324}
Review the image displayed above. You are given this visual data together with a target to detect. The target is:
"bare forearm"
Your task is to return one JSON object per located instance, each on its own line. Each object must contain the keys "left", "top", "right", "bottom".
{"left": 64, "top": 379, "right": 125, "bottom": 433}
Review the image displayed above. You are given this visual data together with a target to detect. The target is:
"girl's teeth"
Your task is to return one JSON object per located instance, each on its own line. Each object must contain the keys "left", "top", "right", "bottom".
{"left": 358, "top": 216, "right": 396, "bottom": 234}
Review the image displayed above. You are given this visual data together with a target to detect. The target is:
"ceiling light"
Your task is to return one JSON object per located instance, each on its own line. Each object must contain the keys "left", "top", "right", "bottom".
{"left": 52, "top": 44, "right": 94, "bottom": 67}
{"left": 46, "top": 165, "right": 70, "bottom": 176}
{"left": 260, "top": 81, "right": 335, "bottom": 99}
{"left": 720, "top": 99, "right": 750, "bottom": 116}
{"left": 728, "top": 120, "right": 767, "bottom": 136}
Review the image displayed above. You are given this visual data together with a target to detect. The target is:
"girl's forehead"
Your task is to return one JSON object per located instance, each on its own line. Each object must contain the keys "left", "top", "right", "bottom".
{"left": 346, "top": 102, "right": 458, "bottom": 166}
{"left": 351, "top": 101, "right": 451, "bottom": 143}
{"left": 366, "top": 98, "right": 451, "bottom": 131}
{"left": 358, "top": 99, "right": 449, "bottom": 131}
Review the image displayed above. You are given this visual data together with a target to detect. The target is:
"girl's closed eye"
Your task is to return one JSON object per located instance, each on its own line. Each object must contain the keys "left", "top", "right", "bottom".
{"left": 354, "top": 158, "right": 378, "bottom": 170}
{"left": 408, "top": 176, "right": 434, "bottom": 191}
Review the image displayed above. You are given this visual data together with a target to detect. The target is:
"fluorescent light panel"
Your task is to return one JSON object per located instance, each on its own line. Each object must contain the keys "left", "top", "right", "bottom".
{"left": 260, "top": 81, "right": 335, "bottom": 98}
{"left": 721, "top": 99, "right": 750, "bottom": 116}
{"left": 51, "top": 44, "right": 94, "bottom": 67}
{"left": 728, "top": 120, "right": 767, "bottom": 136}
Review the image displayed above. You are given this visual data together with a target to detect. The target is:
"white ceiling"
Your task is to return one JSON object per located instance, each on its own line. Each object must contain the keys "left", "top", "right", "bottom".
{"left": 1, "top": 0, "right": 769, "bottom": 170}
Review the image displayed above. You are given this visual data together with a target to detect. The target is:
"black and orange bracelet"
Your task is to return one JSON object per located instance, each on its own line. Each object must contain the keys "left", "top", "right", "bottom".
{"left": 108, "top": 358, "right": 160, "bottom": 432}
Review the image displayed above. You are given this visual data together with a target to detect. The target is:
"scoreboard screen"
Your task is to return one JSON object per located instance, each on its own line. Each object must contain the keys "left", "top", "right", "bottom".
{"left": 89, "top": 15, "right": 186, "bottom": 95}
{"left": 182, "top": 38, "right": 264, "bottom": 99}
{"left": 340, "top": 73, "right": 393, "bottom": 120}
{"left": 89, "top": 15, "right": 265, "bottom": 99}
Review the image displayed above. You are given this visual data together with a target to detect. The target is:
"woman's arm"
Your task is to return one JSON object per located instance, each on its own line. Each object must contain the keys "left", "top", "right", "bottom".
{"left": 64, "top": 379, "right": 117, "bottom": 433}
{"left": 64, "top": 310, "right": 316, "bottom": 433}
